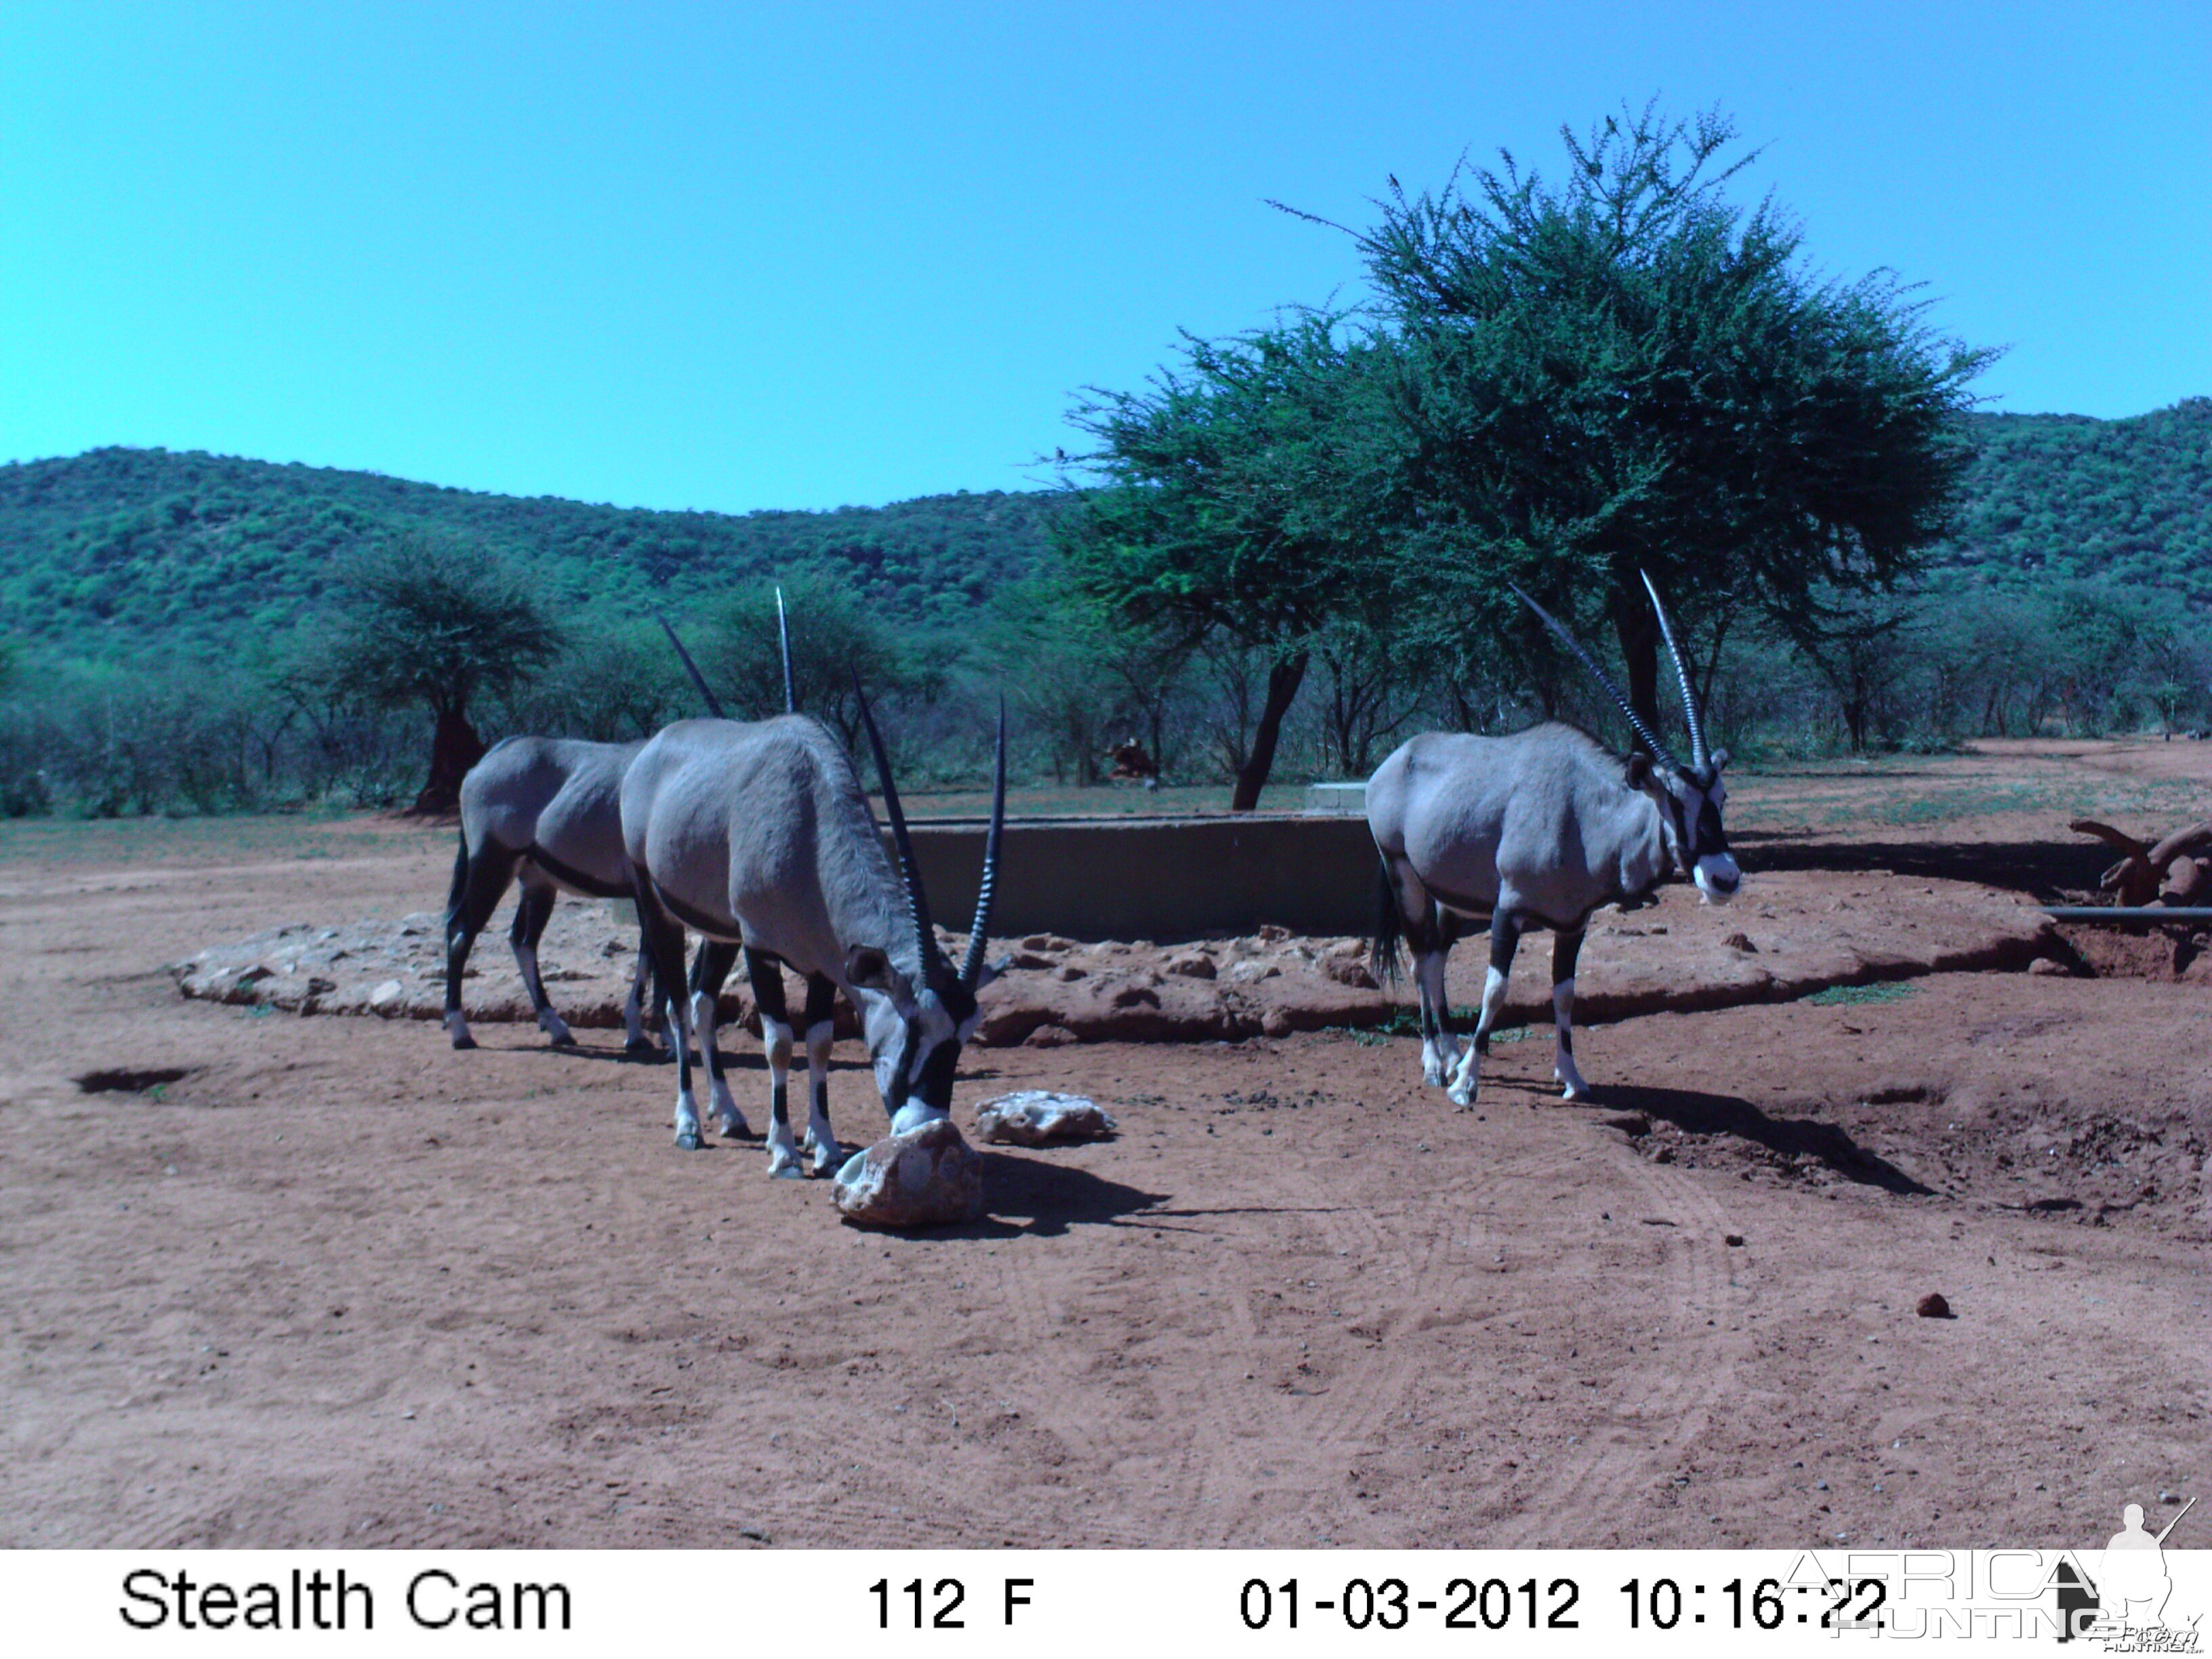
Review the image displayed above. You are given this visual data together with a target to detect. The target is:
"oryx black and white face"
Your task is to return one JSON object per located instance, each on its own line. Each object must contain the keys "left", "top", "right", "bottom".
{"left": 1624, "top": 750, "right": 1737, "bottom": 901}
{"left": 849, "top": 951, "right": 992, "bottom": 1133}
{"left": 1668, "top": 754, "right": 1740, "bottom": 902}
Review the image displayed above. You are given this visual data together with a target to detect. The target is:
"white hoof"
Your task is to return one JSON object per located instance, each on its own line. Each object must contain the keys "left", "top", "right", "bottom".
{"left": 1448, "top": 1080, "right": 1477, "bottom": 1109}
{"left": 537, "top": 1009, "right": 575, "bottom": 1045}
{"left": 804, "top": 1135, "right": 842, "bottom": 1178}
{"left": 443, "top": 1010, "right": 475, "bottom": 1050}
{"left": 709, "top": 1083, "right": 747, "bottom": 1138}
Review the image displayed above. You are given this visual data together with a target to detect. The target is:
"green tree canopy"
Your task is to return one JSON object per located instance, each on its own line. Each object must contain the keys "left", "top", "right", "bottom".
{"left": 1054, "top": 313, "right": 1395, "bottom": 806}
{"left": 1342, "top": 100, "right": 1994, "bottom": 747}
{"left": 311, "top": 535, "right": 562, "bottom": 811}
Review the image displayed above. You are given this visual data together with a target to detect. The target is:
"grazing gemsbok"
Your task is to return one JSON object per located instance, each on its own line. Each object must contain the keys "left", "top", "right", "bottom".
{"left": 440, "top": 616, "right": 734, "bottom": 1054}
{"left": 619, "top": 685, "right": 1006, "bottom": 1174}
{"left": 1367, "top": 573, "right": 1740, "bottom": 1108}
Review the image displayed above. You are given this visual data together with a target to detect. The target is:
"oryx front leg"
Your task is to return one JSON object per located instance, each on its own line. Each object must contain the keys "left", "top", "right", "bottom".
{"left": 1551, "top": 928, "right": 1589, "bottom": 1100}
{"left": 746, "top": 951, "right": 804, "bottom": 1179}
{"left": 691, "top": 941, "right": 747, "bottom": 1139}
{"left": 1450, "top": 914, "right": 1520, "bottom": 1109}
{"left": 799, "top": 974, "right": 841, "bottom": 1176}
{"left": 634, "top": 877, "right": 702, "bottom": 1151}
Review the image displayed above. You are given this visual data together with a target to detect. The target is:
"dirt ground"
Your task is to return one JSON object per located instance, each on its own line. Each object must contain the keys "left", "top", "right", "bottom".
{"left": 3, "top": 741, "right": 2208, "bottom": 1549}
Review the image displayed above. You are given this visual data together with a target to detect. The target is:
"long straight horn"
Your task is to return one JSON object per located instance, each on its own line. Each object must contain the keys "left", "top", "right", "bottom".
{"left": 776, "top": 586, "right": 796, "bottom": 714}
{"left": 961, "top": 696, "right": 1008, "bottom": 989}
{"left": 1639, "top": 571, "right": 1708, "bottom": 771}
{"left": 658, "top": 615, "right": 725, "bottom": 719}
{"left": 1509, "top": 583, "right": 1681, "bottom": 770}
{"left": 851, "top": 670, "right": 938, "bottom": 976}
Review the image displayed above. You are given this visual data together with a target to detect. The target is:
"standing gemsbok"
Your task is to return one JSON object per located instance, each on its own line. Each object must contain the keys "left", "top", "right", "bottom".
{"left": 441, "top": 617, "right": 735, "bottom": 1054}
{"left": 620, "top": 685, "right": 1006, "bottom": 1174}
{"left": 1368, "top": 573, "right": 1740, "bottom": 1109}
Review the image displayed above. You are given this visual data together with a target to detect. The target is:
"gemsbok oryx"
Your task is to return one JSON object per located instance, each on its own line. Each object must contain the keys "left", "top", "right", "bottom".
{"left": 445, "top": 736, "right": 662, "bottom": 1053}
{"left": 440, "top": 616, "right": 733, "bottom": 1054}
{"left": 1367, "top": 573, "right": 1739, "bottom": 1109}
{"left": 619, "top": 684, "right": 1006, "bottom": 1175}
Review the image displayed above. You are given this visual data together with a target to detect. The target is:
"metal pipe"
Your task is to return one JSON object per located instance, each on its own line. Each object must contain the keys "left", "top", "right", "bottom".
{"left": 2043, "top": 906, "right": 2212, "bottom": 924}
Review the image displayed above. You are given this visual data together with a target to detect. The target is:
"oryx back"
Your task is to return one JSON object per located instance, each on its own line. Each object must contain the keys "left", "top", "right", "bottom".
{"left": 620, "top": 715, "right": 899, "bottom": 983}
{"left": 460, "top": 735, "right": 642, "bottom": 898}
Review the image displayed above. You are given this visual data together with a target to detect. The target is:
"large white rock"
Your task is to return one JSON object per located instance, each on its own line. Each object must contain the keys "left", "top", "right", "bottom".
{"left": 832, "top": 1118, "right": 985, "bottom": 1228}
{"left": 974, "top": 1090, "right": 1117, "bottom": 1146}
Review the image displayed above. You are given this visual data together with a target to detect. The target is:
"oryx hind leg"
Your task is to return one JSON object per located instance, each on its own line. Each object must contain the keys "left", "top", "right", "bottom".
{"left": 1551, "top": 928, "right": 1589, "bottom": 1100}
{"left": 444, "top": 838, "right": 520, "bottom": 1050}
{"left": 1389, "top": 862, "right": 1460, "bottom": 1088}
{"left": 798, "top": 973, "right": 841, "bottom": 1176}
{"left": 508, "top": 878, "right": 574, "bottom": 1046}
{"left": 621, "top": 923, "right": 657, "bottom": 1056}
{"left": 745, "top": 950, "right": 804, "bottom": 1179}
{"left": 690, "top": 940, "right": 747, "bottom": 1138}
{"left": 1449, "top": 912, "right": 1520, "bottom": 1109}
{"left": 634, "top": 874, "right": 703, "bottom": 1149}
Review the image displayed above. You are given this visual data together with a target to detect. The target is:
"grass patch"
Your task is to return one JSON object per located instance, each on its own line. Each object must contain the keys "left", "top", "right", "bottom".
{"left": 1370, "top": 1006, "right": 1537, "bottom": 1040}
{"left": 1804, "top": 981, "right": 1919, "bottom": 1006}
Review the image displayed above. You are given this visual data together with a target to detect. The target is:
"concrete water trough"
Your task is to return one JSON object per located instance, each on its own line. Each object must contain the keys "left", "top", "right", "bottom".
{"left": 899, "top": 813, "right": 1378, "bottom": 942}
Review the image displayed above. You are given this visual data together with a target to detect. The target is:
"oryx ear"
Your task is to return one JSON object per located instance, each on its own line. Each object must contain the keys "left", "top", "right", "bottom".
{"left": 844, "top": 945, "right": 910, "bottom": 1003}
{"left": 1624, "top": 752, "right": 1654, "bottom": 789}
{"left": 1708, "top": 747, "right": 1730, "bottom": 772}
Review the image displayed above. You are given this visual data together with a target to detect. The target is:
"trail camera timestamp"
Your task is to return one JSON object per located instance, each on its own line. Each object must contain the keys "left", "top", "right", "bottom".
{"left": 1237, "top": 1575, "right": 1582, "bottom": 1632}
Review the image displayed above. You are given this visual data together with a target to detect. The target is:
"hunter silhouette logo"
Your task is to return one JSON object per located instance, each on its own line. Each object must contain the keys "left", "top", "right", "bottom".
{"left": 2064, "top": 1494, "right": 2200, "bottom": 1647}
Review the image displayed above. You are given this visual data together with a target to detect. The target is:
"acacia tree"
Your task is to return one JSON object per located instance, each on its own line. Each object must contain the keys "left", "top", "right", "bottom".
{"left": 1055, "top": 314, "right": 1395, "bottom": 808}
{"left": 315, "top": 536, "right": 562, "bottom": 813}
{"left": 1333, "top": 102, "right": 1992, "bottom": 747}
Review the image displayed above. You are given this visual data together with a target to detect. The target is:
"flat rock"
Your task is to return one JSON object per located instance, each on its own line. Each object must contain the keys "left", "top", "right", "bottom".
{"left": 832, "top": 1118, "right": 985, "bottom": 1229}
{"left": 974, "top": 1091, "right": 1117, "bottom": 1146}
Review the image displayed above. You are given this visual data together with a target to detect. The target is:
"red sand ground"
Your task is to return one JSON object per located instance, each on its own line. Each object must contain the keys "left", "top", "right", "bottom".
{"left": 2, "top": 742, "right": 2207, "bottom": 1549}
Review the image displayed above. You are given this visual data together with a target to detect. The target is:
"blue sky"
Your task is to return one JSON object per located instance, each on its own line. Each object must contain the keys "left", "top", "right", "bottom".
{"left": 2, "top": 3, "right": 2205, "bottom": 513}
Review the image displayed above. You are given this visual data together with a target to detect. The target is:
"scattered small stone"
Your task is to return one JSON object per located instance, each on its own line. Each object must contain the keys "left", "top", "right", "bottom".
{"left": 369, "top": 979, "right": 406, "bottom": 1011}
{"left": 1915, "top": 1292, "right": 1954, "bottom": 1319}
{"left": 1023, "top": 1024, "right": 1078, "bottom": 1048}
{"left": 739, "top": 1526, "right": 771, "bottom": 1543}
{"left": 2028, "top": 956, "right": 2070, "bottom": 977}
{"left": 1723, "top": 933, "right": 1757, "bottom": 953}
{"left": 1724, "top": 1233, "right": 1745, "bottom": 1247}
{"left": 1006, "top": 951, "right": 1059, "bottom": 971}
{"left": 833, "top": 1118, "right": 985, "bottom": 1229}
{"left": 1163, "top": 952, "right": 1217, "bottom": 980}
{"left": 975, "top": 1091, "right": 1117, "bottom": 1146}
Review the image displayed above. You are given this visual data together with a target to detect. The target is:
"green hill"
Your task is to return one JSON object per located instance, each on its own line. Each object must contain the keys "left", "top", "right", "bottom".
{"left": 1933, "top": 397, "right": 2212, "bottom": 602}
{"left": 2, "top": 398, "right": 2207, "bottom": 665}
{"left": 0, "top": 446, "right": 1060, "bottom": 661}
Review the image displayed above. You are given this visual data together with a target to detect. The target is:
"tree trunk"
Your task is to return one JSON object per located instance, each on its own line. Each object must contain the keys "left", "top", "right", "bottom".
{"left": 1614, "top": 598, "right": 1662, "bottom": 757}
{"left": 1229, "top": 651, "right": 1309, "bottom": 811}
{"left": 412, "top": 701, "right": 486, "bottom": 815}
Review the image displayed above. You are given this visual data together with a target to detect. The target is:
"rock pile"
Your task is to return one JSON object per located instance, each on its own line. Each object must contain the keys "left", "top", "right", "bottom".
{"left": 171, "top": 872, "right": 2057, "bottom": 1043}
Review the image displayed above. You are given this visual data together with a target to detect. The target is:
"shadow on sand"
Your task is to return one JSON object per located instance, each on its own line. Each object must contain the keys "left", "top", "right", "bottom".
{"left": 1591, "top": 1080, "right": 1935, "bottom": 1197}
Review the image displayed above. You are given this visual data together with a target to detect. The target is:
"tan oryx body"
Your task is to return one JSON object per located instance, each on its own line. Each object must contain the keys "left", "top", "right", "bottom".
{"left": 1367, "top": 575, "right": 1740, "bottom": 1107}
{"left": 619, "top": 694, "right": 1005, "bottom": 1174}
